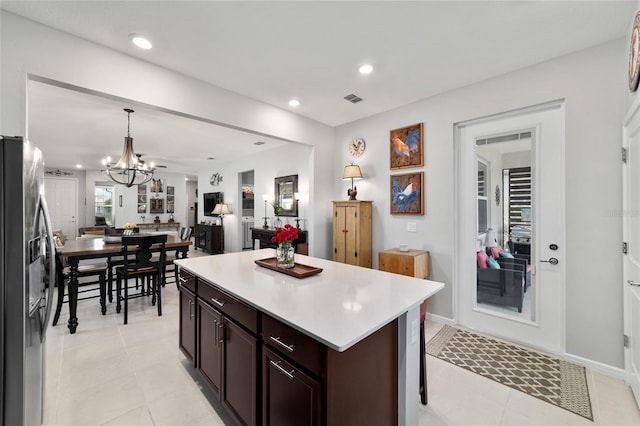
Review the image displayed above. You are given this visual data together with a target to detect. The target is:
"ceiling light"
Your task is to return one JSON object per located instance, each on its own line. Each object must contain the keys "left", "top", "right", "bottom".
{"left": 288, "top": 99, "right": 300, "bottom": 107}
{"left": 102, "top": 108, "right": 155, "bottom": 187}
{"left": 130, "top": 34, "right": 152, "bottom": 50}
{"left": 359, "top": 64, "right": 373, "bottom": 75}
{"left": 75, "top": 164, "right": 82, "bottom": 169}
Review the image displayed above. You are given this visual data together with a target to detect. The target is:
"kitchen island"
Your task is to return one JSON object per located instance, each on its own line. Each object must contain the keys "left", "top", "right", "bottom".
{"left": 175, "top": 249, "right": 444, "bottom": 425}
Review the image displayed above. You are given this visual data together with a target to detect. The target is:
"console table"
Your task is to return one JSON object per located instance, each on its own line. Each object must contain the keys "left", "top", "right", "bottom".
{"left": 251, "top": 227, "right": 308, "bottom": 255}
{"left": 137, "top": 222, "right": 180, "bottom": 232}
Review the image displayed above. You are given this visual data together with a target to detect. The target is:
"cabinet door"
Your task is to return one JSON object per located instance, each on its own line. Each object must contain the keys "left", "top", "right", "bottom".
{"left": 263, "top": 347, "right": 321, "bottom": 426}
{"left": 333, "top": 207, "right": 346, "bottom": 263}
{"left": 222, "top": 318, "right": 257, "bottom": 426}
{"left": 343, "top": 206, "right": 359, "bottom": 265}
{"left": 178, "top": 286, "right": 196, "bottom": 365}
{"left": 197, "top": 299, "right": 223, "bottom": 398}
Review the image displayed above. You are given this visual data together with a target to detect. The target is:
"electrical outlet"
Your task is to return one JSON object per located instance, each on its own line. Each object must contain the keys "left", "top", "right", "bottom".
{"left": 407, "top": 222, "right": 417, "bottom": 233}
{"left": 411, "top": 319, "right": 419, "bottom": 344}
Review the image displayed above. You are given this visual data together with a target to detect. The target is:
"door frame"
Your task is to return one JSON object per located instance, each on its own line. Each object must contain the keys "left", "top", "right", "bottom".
{"left": 453, "top": 100, "right": 566, "bottom": 355}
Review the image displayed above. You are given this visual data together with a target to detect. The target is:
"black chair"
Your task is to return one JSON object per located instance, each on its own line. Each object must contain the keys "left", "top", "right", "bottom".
{"left": 115, "top": 234, "right": 167, "bottom": 324}
{"left": 95, "top": 216, "right": 107, "bottom": 226}
{"left": 53, "top": 251, "right": 107, "bottom": 326}
{"left": 159, "top": 227, "right": 193, "bottom": 287}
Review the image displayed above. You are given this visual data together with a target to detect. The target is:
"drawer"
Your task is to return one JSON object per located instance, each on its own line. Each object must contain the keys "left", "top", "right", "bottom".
{"left": 198, "top": 279, "right": 258, "bottom": 334}
{"left": 178, "top": 270, "right": 196, "bottom": 293}
{"left": 262, "top": 314, "right": 324, "bottom": 377}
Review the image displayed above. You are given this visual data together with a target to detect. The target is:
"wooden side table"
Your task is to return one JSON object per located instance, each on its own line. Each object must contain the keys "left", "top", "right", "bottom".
{"left": 378, "top": 248, "right": 430, "bottom": 313}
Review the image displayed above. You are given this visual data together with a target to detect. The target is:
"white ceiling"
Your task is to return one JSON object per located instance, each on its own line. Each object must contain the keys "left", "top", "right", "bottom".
{"left": 2, "top": 1, "right": 635, "bottom": 175}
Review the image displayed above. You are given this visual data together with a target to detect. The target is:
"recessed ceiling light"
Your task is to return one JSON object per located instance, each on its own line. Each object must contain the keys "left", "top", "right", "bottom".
{"left": 130, "top": 34, "right": 152, "bottom": 50}
{"left": 359, "top": 64, "right": 373, "bottom": 75}
{"left": 75, "top": 164, "right": 82, "bottom": 169}
{"left": 288, "top": 99, "right": 300, "bottom": 107}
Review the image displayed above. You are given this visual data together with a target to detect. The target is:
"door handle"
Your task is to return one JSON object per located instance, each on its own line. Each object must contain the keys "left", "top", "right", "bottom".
{"left": 540, "top": 257, "right": 559, "bottom": 265}
{"left": 628, "top": 280, "right": 640, "bottom": 287}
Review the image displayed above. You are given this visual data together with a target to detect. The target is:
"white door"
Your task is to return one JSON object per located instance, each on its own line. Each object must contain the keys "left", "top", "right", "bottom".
{"left": 455, "top": 101, "right": 565, "bottom": 354}
{"left": 623, "top": 99, "right": 640, "bottom": 409}
{"left": 44, "top": 177, "right": 78, "bottom": 239}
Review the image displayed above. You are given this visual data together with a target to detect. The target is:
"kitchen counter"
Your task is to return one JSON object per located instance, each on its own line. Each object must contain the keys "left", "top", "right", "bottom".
{"left": 175, "top": 249, "right": 444, "bottom": 352}
{"left": 176, "top": 249, "right": 444, "bottom": 425}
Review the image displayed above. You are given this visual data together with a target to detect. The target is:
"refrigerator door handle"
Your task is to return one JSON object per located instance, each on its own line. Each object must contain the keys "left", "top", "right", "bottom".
{"left": 38, "top": 195, "right": 56, "bottom": 339}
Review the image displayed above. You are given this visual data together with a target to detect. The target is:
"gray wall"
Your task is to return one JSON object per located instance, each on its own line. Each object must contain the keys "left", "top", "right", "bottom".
{"left": 335, "top": 39, "right": 626, "bottom": 369}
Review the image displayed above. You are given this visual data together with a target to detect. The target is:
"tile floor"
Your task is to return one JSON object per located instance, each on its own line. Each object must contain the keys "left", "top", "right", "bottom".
{"left": 44, "top": 248, "right": 640, "bottom": 425}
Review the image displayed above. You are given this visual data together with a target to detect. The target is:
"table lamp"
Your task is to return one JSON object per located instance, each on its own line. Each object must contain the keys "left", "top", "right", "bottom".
{"left": 294, "top": 192, "right": 301, "bottom": 229}
{"left": 343, "top": 163, "right": 363, "bottom": 200}
{"left": 212, "top": 203, "right": 232, "bottom": 227}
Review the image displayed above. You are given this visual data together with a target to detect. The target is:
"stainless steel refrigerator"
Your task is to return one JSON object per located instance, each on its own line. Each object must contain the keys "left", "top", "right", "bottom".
{"left": 1, "top": 135, "right": 55, "bottom": 425}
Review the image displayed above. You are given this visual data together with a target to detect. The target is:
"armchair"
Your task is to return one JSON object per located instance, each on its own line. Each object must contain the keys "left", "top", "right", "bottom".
{"left": 477, "top": 260, "right": 525, "bottom": 313}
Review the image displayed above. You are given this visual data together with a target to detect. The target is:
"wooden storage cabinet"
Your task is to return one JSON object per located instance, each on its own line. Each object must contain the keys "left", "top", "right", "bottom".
{"left": 332, "top": 201, "right": 372, "bottom": 267}
{"left": 378, "top": 248, "right": 430, "bottom": 313}
{"left": 195, "top": 223, "right": 223, "bottom": 254}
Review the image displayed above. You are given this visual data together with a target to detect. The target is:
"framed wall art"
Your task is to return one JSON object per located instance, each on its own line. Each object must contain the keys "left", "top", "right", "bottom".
{"left": 137, "top": 204, "right": 146, "bottom": 214}
{"left": 166, "top": 185, "right": 174, "bottom": 195}
{"left": 150, "top": 178, "right": 164, "bottom": 193}
{"left": 390, "top": 171, "right": 424, "bottom": 215}
{"left": 150, "top": 198, "right": 164, "bottom": 214}
{"left": 389, "top": 122, "right": 424, "bottom": 169}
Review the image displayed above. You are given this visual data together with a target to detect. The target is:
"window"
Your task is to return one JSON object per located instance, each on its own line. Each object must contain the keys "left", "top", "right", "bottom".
{"left": 95, "top": 184, "right": 114, "bottom": 225}
{"left": 477, "top": 159, "right": 489, "bottom": 234}
{"left": 503, "top": 166, "right": 531, "bottom": 236}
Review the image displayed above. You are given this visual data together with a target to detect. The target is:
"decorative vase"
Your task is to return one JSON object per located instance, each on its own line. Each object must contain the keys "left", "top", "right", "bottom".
{"left": 276, "top": 243, "right": 295, "bottom": 269}
{"left": 273, "top": 216, "right": 283, "bottom": 228}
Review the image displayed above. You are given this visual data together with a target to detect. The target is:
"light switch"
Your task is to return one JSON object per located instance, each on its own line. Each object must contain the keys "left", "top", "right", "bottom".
{"left": 407, "top": 222, "right": 417, "bottom": 233}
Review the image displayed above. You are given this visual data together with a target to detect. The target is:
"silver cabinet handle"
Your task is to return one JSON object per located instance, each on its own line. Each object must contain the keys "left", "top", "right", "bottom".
{"left": 214, "top": 319, "right": 218, "bottom": 344}
{"left": 270, "top": 360, "right": 294, "bottom": 380}
{"left": 178, "top": 276, "right": 188, "bottom": 283}
{"left": 628, "top": 280, "right": 640, "bottom": 287}
{"left": 188, "top": 300, "right": 195, "bottom": 319}
{"left": 270, "top": 336, "right": 294, "bottom": 352}
{"left": 217, "top": 322, "right": 224, "bottom": 346}
{"left": 540, "top": 257, "right": 559, "bottom": 265}
{"left": 211, "top": 298, "right": 226, "bottom": 307}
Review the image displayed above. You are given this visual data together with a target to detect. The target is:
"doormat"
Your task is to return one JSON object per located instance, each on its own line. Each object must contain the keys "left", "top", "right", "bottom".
{"left": 427, "top": 325, "right": 593, "bottom": 421}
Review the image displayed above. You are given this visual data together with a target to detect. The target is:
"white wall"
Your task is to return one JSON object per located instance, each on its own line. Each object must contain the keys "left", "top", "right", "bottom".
{"left": 0, "top": 11, "right": 335, "bottom": 257}
{"left": 197, "top": 143, "right": 313, "bottom": 253}
{"left": 335, "top": 39, "right": 626, "bottom": 368}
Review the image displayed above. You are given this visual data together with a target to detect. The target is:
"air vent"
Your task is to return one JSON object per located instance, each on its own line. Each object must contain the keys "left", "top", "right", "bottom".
{"left": 344, "top": 93, "right": 363, "bottom": 104}
{"left": 476, "top": 131, "right": 532, "bottom": 146}
{"left": 207, "top": 157, "right": 215, "bottom": 160}
{"left": 254, "top": 141, "right": 266, "bottom": 146}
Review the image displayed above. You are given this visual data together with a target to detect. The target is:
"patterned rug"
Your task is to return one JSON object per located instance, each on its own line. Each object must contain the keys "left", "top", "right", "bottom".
{"left": 427, "top": 325, "right": 593, "bottom": 421}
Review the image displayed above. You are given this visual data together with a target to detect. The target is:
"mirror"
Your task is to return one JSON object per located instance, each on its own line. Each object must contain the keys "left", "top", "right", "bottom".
{"left": 274, "top": 174, "right": 298, "bottom": 217}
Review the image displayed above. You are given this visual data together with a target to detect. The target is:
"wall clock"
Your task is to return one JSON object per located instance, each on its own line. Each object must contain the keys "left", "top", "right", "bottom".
{"left": 630, "top": 12, "right": 640, "bottom": 92}
{"left": 349, "top": 138, "right": 366, "bottom": 157}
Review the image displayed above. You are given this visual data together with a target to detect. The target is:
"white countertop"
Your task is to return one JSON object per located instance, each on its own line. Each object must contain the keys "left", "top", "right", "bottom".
{"left": 175, "top": 249, "right": 445, "bottom": 351}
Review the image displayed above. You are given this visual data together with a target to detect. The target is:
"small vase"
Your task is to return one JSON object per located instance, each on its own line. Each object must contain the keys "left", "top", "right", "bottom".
{"left": 276, "top": 243, "right": 295, "bottom": 269}
{"left": 273, "top": 217, "right": 283, "bottom": 228}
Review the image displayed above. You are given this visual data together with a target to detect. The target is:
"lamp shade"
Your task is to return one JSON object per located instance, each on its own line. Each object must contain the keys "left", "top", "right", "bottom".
{"left": 484, "top": 228, "right": 498, "bottom": 248}
{"left": 342, "top": 164, "right": 363, "bottom": 180}
{"left": 212, "top": 203, "right": 232, "bottom": 215}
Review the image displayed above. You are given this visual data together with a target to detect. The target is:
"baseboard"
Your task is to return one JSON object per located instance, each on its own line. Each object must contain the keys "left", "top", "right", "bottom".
{"left": 425, "top": 312, "right": 456, "bottom": 326}
{"left": 563, "top": 352, "right": 626, "bottom": 380}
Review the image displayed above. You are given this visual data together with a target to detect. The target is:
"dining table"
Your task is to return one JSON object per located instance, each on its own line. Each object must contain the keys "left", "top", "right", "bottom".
{"left": 57, "top": 234, "right": 192, "bottom": 334}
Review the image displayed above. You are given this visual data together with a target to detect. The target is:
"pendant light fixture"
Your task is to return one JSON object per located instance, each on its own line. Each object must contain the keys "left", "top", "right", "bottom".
{"left": 102, "top": 108, "right": 154, "bottom": 187}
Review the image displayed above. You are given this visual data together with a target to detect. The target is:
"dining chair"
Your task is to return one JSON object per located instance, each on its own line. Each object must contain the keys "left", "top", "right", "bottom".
{"left": 52, "top": 250, "right": 107, "bottom": 326}
{"left": 115, "top": 234, "right": 167, "bottom": 324}
{"left": 159, "top": 227, "right": 192, "bottom": 287}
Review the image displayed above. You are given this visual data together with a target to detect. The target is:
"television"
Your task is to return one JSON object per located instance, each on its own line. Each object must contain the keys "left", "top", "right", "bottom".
{"left": 203, "top": 192, "right": 223, "bottom": 216}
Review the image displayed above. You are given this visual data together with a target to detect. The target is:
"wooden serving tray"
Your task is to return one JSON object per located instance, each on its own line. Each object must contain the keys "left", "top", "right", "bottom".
{"left": 255, "top": 257, "right": 323, "bottom": 279}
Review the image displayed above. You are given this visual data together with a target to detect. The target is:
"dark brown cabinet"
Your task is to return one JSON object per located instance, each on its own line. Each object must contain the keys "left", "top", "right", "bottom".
{"left": 251, "top": 228, "right": 308, "bottom": 255}
{"left": 195, "top": 223, "right": 223, "bottom": 254}
{"left": 196, "top": 278, "right": 258, "bottom": 426}
{"left": 263, "top": 347, "right": 321, "bottom": 426}
{"left": 178, "top": 271, "right": 197, "bottom": 365}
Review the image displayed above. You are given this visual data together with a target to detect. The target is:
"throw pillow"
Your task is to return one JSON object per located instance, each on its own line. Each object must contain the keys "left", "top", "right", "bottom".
{"left": 500, "top": 250, "right": 514, "bottom": 259}
{"left": 487, "top": 257, "right": 500, "bottom": 269}
{"left": 477, "top": 250, "right": 489, "bottom": 269}
{"left": 490, "top": 245, "right": 502, "bottom": 258}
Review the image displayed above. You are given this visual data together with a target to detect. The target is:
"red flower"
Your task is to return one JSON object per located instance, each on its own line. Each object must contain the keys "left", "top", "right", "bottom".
{"left": 271, "top": 224, "right": 299, "bottom": 244}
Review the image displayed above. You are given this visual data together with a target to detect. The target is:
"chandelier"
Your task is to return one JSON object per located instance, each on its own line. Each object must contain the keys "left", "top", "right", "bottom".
{"left": 102, "top": 108, "right": 154, "bottom": 187}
